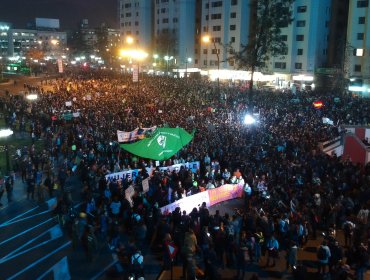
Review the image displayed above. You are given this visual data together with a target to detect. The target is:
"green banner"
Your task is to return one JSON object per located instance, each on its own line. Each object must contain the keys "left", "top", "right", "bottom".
{"left": 121, "top": 127, "right": 194, "bottom": 160}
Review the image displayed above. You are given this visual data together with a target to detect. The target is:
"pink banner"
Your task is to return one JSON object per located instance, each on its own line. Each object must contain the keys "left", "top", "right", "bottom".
{"left": 208, "top": 184, "right": 243, "bottom": 206}
{"left": 160, "top": 183, "right": 243, "bottom": 214}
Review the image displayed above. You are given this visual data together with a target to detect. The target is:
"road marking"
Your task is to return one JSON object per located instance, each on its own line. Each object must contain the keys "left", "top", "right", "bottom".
{"left": 46, "top": 198, "right": 57, "bottom": 209}
{"left": 0, "top": 205, "right": 39, "bottom": 226}
{"left": 7, "top": 241, "right": 71, "bottom": 280}
{"left": 90, "top": 259, "right": 118, "bottom": 280}
{"left": 0, "top": 234, "right": 62, "bottom": 263}
{"left": 0, "top": 217, "right": 54, "bottom": 246}
{"left": 36, "top": 256, "right": 70, "bottom": 280}
{"left": 1, "top": 201, "right": 81, "bottom": 228}
{"left": 0, "top": 224, "right": 62, "bottom": 261}
{"left": 0, "top": 209, "right": 52, "bottom": 228}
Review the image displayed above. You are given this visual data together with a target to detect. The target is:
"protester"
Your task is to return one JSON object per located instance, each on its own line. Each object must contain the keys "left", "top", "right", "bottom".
{"left": 1, "top": 70, "right": 369, "bottom": 280}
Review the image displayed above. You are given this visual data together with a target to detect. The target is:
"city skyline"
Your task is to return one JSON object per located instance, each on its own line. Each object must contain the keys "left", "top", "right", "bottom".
{"left": 0, "top": 0, "right": 118, "bottom": 29}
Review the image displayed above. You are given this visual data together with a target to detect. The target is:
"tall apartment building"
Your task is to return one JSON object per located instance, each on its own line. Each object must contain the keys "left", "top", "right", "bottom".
{"left": 154, "top": 0, "right": 198, "bottom": 68}
{"left": 267, "top": 0, "right": 332, "bottom": 84}
{"left": 116, "top": 0, "right": 350, "bottom": 87}
{"left": 327, "top": 0, "right": 350, "bottom": 69}
{"left": 119, "top": 0, "right": 198, "bottom": 69}
{"left": 0, "top": 20, "right": 66, "bottom": 58}
{"left": 199, "top": 0, "right": 250, "bottom": 70}
{"left": 0, "top": 23, "right": 11, "bottom": 57}
{"left": 346, "top": 0, "right": 370, "bottom": 92}
{"left": 118, "top": 0, "right": 153, "bottom": 50}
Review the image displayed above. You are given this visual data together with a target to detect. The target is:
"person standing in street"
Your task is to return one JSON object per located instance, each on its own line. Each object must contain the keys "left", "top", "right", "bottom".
{"left": 0, "top": 176, "right": 4, "bottom": 207}
{"left": 5, "top": 175, "right": 14, "bottom": 203}
{"left": 81, "top": 226, "right": 97, "bottom": 262}
{"left": 27, "top": 173, "right": 35, "bottom": 200}
{"left": 266, "top": 235, "right": 279, "bottom": 267}
{"left": 182, "top": 228, "right": 198, "bottom": 280}
{"left": 317, "top": 240, "right": 331, "bottom": 276}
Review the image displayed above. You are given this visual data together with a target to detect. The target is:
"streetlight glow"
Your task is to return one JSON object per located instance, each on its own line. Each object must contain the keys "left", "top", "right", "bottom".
{"left": 50, "top": 39, "right": 59, "bottom": 46}
{"left": 120, "top": 49, "right": 148, "bottom": 61}
{"left": 0, "top": 129, "right": 13, "bottom": 138}
{"left": 26, "top": 94, "right": 38, "bottom": 100}
{"left": 244, "top": 115, "right": 256, "bottom": 125}
{"left": 126, "top": 36, "right": 134, "bottom": 44}
{"left": 202, "top": 35, "right": 211, "bottom": 43}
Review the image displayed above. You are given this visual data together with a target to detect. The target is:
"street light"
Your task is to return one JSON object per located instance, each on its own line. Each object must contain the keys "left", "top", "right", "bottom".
{"left": 120, "top": 48, "right": 148, "bottom": 94}
{"left": 185, "top": 57, "right": 192, "bottom": 80}
{"left": 0, "top": 56, "right": 3, "bottom": 81}
{"left": 164, "top": 55, "right": 174, "bottom": 76}
{"left": 26, "top": 93, "right": 38, "bottom": 100}
{"left": 202, "top": 35, "right": 220, "bottom": 94}
{"left": 0, "top": 128, "right": 13, "bottom": 175}
{"left": 153, "top": 54, "right": 159, "bottom": 73}
{"left": 126, "top": 36, "right": 134, "bottom": 45}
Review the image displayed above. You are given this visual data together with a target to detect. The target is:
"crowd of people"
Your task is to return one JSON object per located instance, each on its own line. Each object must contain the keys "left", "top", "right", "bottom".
{"left": 0, "top": 70, "right": 370, "bottom": 279}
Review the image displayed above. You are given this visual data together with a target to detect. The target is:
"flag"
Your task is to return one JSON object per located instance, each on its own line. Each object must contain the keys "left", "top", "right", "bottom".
{"left": 117, "top": 126, "right": 157, "bottom": 142}
{"left": 120, "top": 127, "right": 194, "bottom": 160}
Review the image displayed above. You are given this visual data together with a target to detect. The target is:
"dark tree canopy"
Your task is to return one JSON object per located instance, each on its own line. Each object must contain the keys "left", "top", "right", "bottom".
{"left": 228, "top": 0, "right": 294, "bottom": 92}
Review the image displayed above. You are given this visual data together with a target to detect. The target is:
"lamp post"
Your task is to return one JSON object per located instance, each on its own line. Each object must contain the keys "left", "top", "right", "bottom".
{"left": 202, "top": 35, "right": 220, "bottom": 94}
{"left": 0, "top": 128, "right": 14, "bottom": 175}
{"left": 185, "top": 57, "right": 192, "bottom": 81}
{"left": 0, "top": 56, "right": 3, "bottom": 82}
{"left": 120, "top": 47, "right": 148, "bottom": 95}
{"left": 164, "top": 55, "right": 174, "bottom": 76}
{"left": 153, "top": 54, "right": 159, "bottom": 75}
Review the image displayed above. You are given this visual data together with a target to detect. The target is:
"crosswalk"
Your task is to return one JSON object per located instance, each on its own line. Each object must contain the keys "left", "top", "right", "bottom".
{"left": 0, "top": 195, "right": 120, "bottom": 280}
{"left": 0, "top": 199, "right": 71, "bottom": 280}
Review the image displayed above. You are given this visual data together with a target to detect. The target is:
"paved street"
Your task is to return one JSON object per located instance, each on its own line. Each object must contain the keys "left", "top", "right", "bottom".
{"left": 0, "top": 73, "right": 56, "bottom": 97}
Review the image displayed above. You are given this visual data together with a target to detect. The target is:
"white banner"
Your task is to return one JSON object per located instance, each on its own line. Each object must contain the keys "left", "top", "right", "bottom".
{"left": 142, "top": 178, "right": 149, "bottom": 193}
{"left": 105, "top": 161, "right": 200, "bottom": 181}
{"left": 57, "top": 59, "right": 63, "bottom": 73}
{"left": 160, "top": 190, "right": 210, "bottom": 215}
{"left": 65, "top": 101, "right": 72, "bottom": 107}
{"left": 133, "top": 65, "right": 139, "bottom": 82}
{"left": 125, "top": 186, "right": 135, "bottom": 206}
{"left": 117, "top": 126, "right": 157, "bottom": 143}
{"left": 323, "top": 117, "right": 334, "bottom": 125}
{"left": 160, "top": 183, "right": 243, "bottom": 214}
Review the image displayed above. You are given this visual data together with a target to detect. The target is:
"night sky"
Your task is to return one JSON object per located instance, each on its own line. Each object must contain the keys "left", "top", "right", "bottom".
{"left": 0, "top": 0, "right": 118, "bottom": 30}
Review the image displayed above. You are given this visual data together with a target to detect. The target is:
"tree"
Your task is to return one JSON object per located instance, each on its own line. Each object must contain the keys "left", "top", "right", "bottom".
{"left": 227, "top": 0, "right": 294, "bottom": 93}
{"left": 25, "top": 49, "right": 44, "bottom": 61}
{"left": 25, "top": 49, "right": 45, "bottom": 76}
{"left": 154, "top": 30, "right": 178, "bottom": 69}
{"left": 68, "top": 30, "right": 89, "bottom": 56}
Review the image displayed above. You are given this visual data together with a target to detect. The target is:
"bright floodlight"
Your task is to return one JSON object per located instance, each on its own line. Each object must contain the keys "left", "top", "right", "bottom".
{"left": 0, "top": 128, "right": 13, "bottom": 138}
{"left": 244, "top": 115, "right": 256, "bottom": 125}
{"left": 202, "top": 35, "right": 211, "bottom": 43}
{"left": 126, "top": 36, "right": 134, "bottom": 44}
{"left": 120, "top": 49, "right": 148, "bottom": 60}
{"left": 26, "top": 94, "right": 38, "bottom": 100}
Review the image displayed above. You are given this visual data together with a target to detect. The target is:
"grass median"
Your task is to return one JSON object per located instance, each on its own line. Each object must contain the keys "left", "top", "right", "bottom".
{"left": 0, "top": 113, "right": 43, "bottom": 175}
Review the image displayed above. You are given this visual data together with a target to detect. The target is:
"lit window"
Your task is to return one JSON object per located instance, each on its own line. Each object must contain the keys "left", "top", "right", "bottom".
{"left": 354, "top": 48, "right": 364, "bottom": 56}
